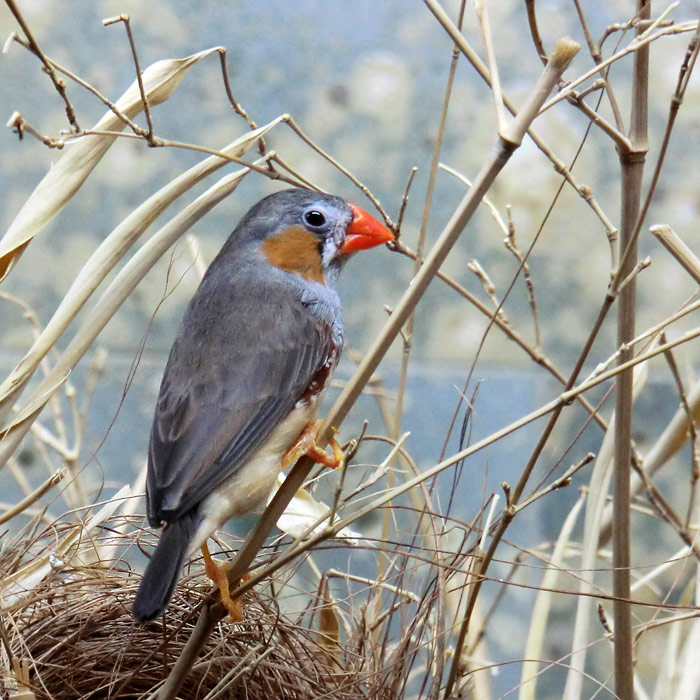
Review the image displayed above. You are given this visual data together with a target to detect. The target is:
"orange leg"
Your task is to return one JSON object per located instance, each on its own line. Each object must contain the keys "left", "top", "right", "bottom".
{"left": 201, "top": 542, "right": 245, "bottom": 621}
{"left": 281, "top": 419, "right": 345, "bottom": 470}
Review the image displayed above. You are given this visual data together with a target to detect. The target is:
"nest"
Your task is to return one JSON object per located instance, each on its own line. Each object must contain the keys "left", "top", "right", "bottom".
{"left": 0, "top": 518, "right": 368, "bottom": 700}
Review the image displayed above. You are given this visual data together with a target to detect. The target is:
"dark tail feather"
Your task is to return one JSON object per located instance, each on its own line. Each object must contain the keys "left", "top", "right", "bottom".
{"left": 133, "top": 511, "right": 200, "bottom": 622}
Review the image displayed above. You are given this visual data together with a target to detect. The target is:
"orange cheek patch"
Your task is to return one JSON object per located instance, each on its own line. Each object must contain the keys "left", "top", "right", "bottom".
{"left": 261, "top": 225, "right": 325, "bottom": 285}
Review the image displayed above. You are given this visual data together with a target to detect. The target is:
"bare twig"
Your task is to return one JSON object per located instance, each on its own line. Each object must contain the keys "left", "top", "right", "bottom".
{"left": 6, "top": 112, "right": 65, "bottom": 148}
{"left": 568, "top": 93, "right": 631, "bottom": 150}
{"left": 5, "top": 0, "right": 79, "bottom": 130}
{"left": 572, "top": 0, "right": 625, "bottom": 130}
{"left": 103, "top": 15, "right": 155, "bottom": 141}
{"left": 660, "top": 332, "right": 700, "bottom": 525}
{"left": 467, "top": 259, "right": 505, "bottom": 320}
{"left": 0, "top": 468, "right": 67, "bottom": 525}
{"left": 514, "top": 453, "right": 595, "bottom": 513}
{"left": 505, "top": 208, "right": 541, "bottom": 351}
{"left": 215, "top": 47, "right": 266, "bottom": 155}
{"left": 474, "top": 0, "right": 508, "bottom": 133}
{"left": 395, "top": 167, "right": 417, "bottom": 234}
{"left": 524, "top": 0, "right": 548, "bottom": 64}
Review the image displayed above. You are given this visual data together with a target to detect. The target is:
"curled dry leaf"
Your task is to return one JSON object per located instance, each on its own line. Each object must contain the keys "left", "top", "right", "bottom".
{"left": 272, "top": 473, "right": 362, "bottom": 544}
{"left": 0, "top": 48, "right": 218, "bottom": 281}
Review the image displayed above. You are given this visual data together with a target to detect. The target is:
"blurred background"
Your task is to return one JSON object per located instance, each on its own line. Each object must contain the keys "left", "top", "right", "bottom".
{"left": 2, "top": 1, "right": 700, "bottom": 697}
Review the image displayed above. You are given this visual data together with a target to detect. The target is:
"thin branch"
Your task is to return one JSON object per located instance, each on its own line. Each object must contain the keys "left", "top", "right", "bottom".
{"left": 514, "top": 454, "right": 595, "bottom": 513}
{"left": 474, "top": 0, "right": 508, "bottom": 133}
{"left": 103, "top": 15, "right": 155, "bottom": 141}
{"left": 6, "top": 111, "right": 65, "bottom": 148}
{"left": 505, "top": 207, "right": 541, "bottom": 351}
{"left": 395, "top": 167, "right": 417, "bottom": 233}
{"left": 4, "top": 0, "right": 79, "bottom": 130}
{"left": 524, "top": 0, "right": 548, "bottom": 64}
{"left": 568, "top": 93, "right": 631, "bottom": 151}
{"left": 467, "top": 259, "right": 506, "bottom": 321}
{"left": 0, "top": 467, "right": 67, "bottom": 525}
{"left": 659, "top": 332, "right": 700, "bottom": 526}
{"left": 423, "top": 0, "right": 617, "bottom": 240}
{"left": 572, "top": 0, "right": 626, "bottom": 130}
{"left": 266, "top": 153, "right": 325, "bottom": 191}
{"left": 215, "top": 47, "right": 266, "bottom": 155}
{"left": 616, "top": 256, "right": 651, "bottom": 294}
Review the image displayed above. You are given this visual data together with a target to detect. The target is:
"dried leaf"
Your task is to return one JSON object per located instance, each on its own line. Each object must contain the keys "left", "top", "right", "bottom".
{"left": 272, "top": 473, "right": 362, "bottom": 544}
{"left": 1, "top": 372, "right": 69, "bottom": 434}
{"left": 0, "top": 48, "right": 218, "bottom": 281}
{"left": 317, "top": 578, "right": 342, "bottom": 669}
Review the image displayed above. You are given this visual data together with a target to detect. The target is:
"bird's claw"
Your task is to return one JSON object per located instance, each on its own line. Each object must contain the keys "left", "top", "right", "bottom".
{"left": 201, "top": 542, "right": 245, "bottom": 621}
{"left": 281, "top": 420, "right": 345, "bottom": 470}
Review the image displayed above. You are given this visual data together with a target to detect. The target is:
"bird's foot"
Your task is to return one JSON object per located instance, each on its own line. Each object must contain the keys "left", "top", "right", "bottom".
{"left": 281, "top": 419, "right": 345, "bottom": 470}
{"left": 201, "top": 542, "right": 246, "bottom": 621}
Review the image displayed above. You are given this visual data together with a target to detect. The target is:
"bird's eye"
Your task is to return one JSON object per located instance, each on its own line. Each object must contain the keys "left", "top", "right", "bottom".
{"left": 304, "top": 210, "right": 326, "bottom": 228}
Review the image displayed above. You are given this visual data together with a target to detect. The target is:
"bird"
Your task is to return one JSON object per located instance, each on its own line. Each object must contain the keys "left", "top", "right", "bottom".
{"left": 132, "top": 188, "right": 394, "bottom": 622}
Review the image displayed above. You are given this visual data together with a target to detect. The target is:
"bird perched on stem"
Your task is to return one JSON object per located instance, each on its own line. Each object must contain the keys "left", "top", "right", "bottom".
{"left": 133, "top": 188, "right": 394, "bottom": 622}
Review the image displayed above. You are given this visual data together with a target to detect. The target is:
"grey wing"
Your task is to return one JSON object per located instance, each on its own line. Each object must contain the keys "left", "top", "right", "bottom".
{"left": 145, "top": 267, "right": 336, "bottom": 526}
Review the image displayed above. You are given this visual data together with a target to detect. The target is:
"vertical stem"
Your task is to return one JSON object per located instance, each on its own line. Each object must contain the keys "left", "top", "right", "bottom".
{"left": 612, "top": 156, "right": 641, "bottom": 700}
{"left": 613, "top": 3, "right": 649, "bottom": 699}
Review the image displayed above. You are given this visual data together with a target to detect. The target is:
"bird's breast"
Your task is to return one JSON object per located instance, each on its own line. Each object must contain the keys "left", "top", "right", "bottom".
{"left": 191, "top": 395, "right": 321, "bottom": 553}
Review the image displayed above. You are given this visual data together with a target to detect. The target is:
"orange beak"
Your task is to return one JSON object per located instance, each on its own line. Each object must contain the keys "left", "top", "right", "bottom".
{"left": 340, "top": 204, "right": 395, "bottom": 255}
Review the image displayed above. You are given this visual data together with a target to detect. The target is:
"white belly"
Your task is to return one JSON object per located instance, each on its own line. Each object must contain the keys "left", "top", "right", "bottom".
{"left": 190, "top": 399, "right": 318, "bottom": 553}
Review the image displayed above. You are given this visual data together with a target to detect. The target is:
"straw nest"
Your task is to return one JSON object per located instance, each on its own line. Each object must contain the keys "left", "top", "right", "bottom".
{"left": 0, "top": 517, "right": 368, "bottom": 700}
